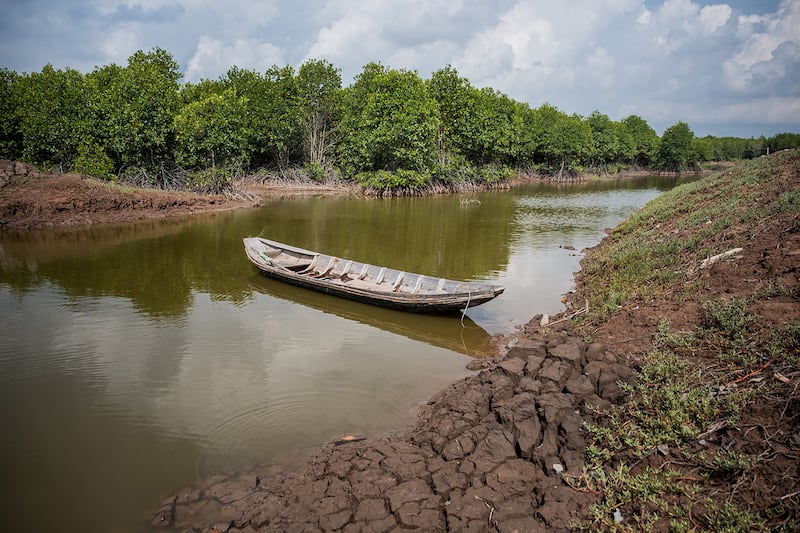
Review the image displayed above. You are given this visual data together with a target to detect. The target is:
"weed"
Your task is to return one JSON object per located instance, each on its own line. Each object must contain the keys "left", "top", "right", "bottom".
{"left": 581, "top": 464, "right": 689, "bottom": 531}
{"left": 768, "top": 320, "right": 800, "bottom": 365}
{"left": 753, "top": 279, "right": 789, "bottom": 300}
{"left": 574, "top": 340, "right": 758, "bottom": 531}
{"left": 571, "top": 152, "right": 798, "bottom": 531}
{"left": 653, "top": 318, "right": 696, "bottom": 350}
{"left": 702, "top": 298, "right": 756, "bottom": 344}
{"left": 704, "top": 500, "right": 768, "bottom": 532}
{"left": 776, "top": 189, "right": 800, "bottom": 214}
{"left": 586, "top": 443, "right": 612, "bottom": 463}
{"left": 694, "top": 450, "right": 754, "bottom": 479}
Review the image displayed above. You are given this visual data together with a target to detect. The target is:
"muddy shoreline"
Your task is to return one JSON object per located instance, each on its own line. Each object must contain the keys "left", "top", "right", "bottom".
{"left": 0, "top": 159, "right": 705, "bottom": 231}
{"left": 3, "top": 156, "right": 797, "bottom": 531}
{"left": 2, "top": 159, "right": 631, "bottom": 530}
{"left": 151, "top": 320, "right": 632, "bottom": 532}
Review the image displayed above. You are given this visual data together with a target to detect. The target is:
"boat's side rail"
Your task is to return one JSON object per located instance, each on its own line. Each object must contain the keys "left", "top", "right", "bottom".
{"left": 301, "top": 255, "right": 487, "bottom": 296}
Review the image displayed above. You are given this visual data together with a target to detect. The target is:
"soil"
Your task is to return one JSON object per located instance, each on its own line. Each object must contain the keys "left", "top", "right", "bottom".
{"left": 1, "top": 157, "right": 798, "bottom": 531}
{"left": 0, "top": 160, "right": 259, "bottom": 230}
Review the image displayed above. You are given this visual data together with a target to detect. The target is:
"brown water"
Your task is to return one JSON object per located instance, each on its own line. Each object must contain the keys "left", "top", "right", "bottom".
{"left": 0, "top": 176, "right": 692, "bottom": 531}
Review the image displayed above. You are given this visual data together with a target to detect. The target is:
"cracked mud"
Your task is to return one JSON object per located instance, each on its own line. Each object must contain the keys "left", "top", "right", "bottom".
{"left": 151, "top": 321, "right": 634, "bottom": 532}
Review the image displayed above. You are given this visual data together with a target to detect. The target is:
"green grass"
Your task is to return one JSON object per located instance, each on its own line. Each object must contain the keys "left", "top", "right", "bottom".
{"left": 768, "top": 320, "right": 800, "bottom": 365}
{"left": 571, "top": 323, "right": 759, "bottom": 531}
{"left": 566, "top": 150, "right": 800, "bottom": 531}
{"left": 702, "top": 297, "right": 756, "bottom": 344}
{"left": 578, "top": 150, "right": 799, "bottom": 319}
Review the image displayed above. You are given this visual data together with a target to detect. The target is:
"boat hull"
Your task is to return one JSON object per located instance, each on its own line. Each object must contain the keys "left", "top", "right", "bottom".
{"left": 243, "top": 237, "right": 504, "bottom": 314}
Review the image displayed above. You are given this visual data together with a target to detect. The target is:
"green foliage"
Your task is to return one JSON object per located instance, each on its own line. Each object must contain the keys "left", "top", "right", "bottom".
{"left": 427, "top": 65, "right": 475, "bottom": 159}
{"left": 14, "top": 64, "right": 90, "bottom": 170}
{"left": 223, "top": 65, "right": 303, "bottom": 168}
{"left": 704, "top": 500, "right": 767, "bottom": 532}
{"left": 85, "top": 48, "right": 181, "bottom": 175}
{"left": 185, "top": 167, "right": 232, "bottom": 194}
{"left": 653, "top": 318, "right": 695, "bottom": 350}
{"left": 768, "top": 320, "right": 800, "bottom": 365}
{"left": 297, "top": 59, "right": 342, "bottom": 167}
{"left": 695, "top": 135, "right": 766, "bottom": 161}
{"left": 702, "top": 298, "right": 756, "bottom": 344}
{"left": 356, "top": 169, "right": 431, "bottom": 190}
{"left": 658, "top": 121, "right": 699, "bottom": 173}
{"left": 2, "top": 48, "right": 795, "bottom": 193}
{"left": 462, "top": 88, "right": 521, "bottom": 165}
{"left": 531, "top": 104, "right": 595, "bottom": 174}
{"left": 620, "top": 115, "right": 660, "bottom": 167}
{"left": 0, "top": 68, "right": 21, "bottom": 160}
{"left": 776, "top": 189, "right": 800, "bottom": 213}
{"left": 173, "top": 87, "right": 248, "bottom": 169}
{"left": 121, "top": 49, "right": 181, "bottom": 170}
{"left": 575, "top": 344, "right": 753, "bottom": 531}
{"left": 582, "top": 235, "right": 685, "bottom": 317}
{"left": 570, "top": 153, "right": 800, "bottom": 533}
{"left": 303, "top": 161, "right": 328, "bottom": 182}
{"left": 428, "top": 67, "right": 529, "bottom": 170}
{"left": 765, "top": 132, "right": 800, "bottom": 153}
{"left": 338, "top": 64, "right": 439, "bottom": 176}
{"left": 587, "top": 110, "right": 620, "bottom": 168}
{"left": 613, "top": 120, "right": 637, "bottom": 166}
{"left": 73, "top": 139, "right": 114, "bottom": 179}
{"left": 479, "top": 164, "right": 516, "bottom": 184}
{"left": 704, "top": 450, "right": 753, "bottom": 479}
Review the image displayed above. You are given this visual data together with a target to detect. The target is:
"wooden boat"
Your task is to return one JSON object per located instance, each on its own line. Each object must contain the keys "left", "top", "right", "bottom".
{"left": 243, "top": 237, "right": 504, "bottom": 313}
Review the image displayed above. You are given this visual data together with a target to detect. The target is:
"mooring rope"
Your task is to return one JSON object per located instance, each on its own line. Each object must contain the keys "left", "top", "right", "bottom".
{"left": 460, "top": 289, "right": 472, "bottom": 328}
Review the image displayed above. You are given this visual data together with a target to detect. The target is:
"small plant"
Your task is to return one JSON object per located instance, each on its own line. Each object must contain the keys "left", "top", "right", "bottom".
{"left": 776, "top": 189, "right": 800, "bottom": 214}
{"left": 186, "top": 167, "right": 232, "bottom": 194}
{"left": 572, "top": 343, "right": 755, "bottom": 530}
{"left": 753, "top": 279, "right": 789, "bottom": 300}
{"left": 304, "top": 161, "right": 328, "bottom": 182}
{"left": 768, "top": 320, "right": 800, "bottom": 365}
{"left": 73, "top": 139, "right": 115, "bottom": 180}
{"left": 356, "top": 169, "right": 431, "bottom": 190}
{"left": 704, "top": 500, "right": 767, "bottom": 532}
{"left": 585, "top": 443, "right": 612, "bottom": 463}
{"left": 653, "top": 318, "right": 696, "bottom": 350}
{"left": 702, "top": 298, "right": 756, "bottom": 344}
{"left": 582, "top": 464, "right": 688, "bottom": 531}
{"left": 694, "top": 450, "right": 753, "bottom": 479}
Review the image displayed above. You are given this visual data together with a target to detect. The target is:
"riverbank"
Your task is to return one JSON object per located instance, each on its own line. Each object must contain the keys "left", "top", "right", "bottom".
{"left": 147, "top": 149, "right": 798, "bottom": 531}
{"left": 0, "top": 159, "right": 706, "bottom": 230}
{"left": 0, "top": 160, "right": 262, "bottom": 230}
{"left": 2, "top": 154, "right": 797, "bottom": 530}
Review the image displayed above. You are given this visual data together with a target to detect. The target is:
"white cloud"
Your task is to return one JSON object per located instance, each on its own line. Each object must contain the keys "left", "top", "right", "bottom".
{"left": 723, "top": 0, "right": 800, "bottom": 94}
{"left": 305, "top": 11, "right": 381, "bottom": 70}
{"left": 100, "top": 23, "right": 142, "bottom": 60}
{"left": 639, "top": 0, "right": 732, "bottom": 53}
{"left": 730, "top": 0, "right": 799, "bottom": 66}
{"left": 696, "top": 4, "right": 732, "bottom": 35}
{"left": 303, "top": 0, "right": 486, "bottom": 79}
{"left": 185, "top": 37, "right": 284, "bottom": 81}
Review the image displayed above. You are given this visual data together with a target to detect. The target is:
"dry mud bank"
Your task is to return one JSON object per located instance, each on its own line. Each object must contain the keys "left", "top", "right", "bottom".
{"left": 152, "top": 321, "right": 632, "bottom": 532}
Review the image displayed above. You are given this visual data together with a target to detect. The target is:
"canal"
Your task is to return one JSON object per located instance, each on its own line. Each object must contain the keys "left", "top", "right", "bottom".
{"left": 0, "top": 175, "right": 690, "bottom": 531}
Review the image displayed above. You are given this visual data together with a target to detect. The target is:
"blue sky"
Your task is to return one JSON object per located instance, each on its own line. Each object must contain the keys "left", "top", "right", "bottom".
{"left": 2, "top": 0, "right": 798, "bottom": 138}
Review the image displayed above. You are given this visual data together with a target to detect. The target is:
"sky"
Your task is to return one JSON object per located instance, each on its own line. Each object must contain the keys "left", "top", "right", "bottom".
{"left": 1, "top": 0, "right": 798, "bottom": 138}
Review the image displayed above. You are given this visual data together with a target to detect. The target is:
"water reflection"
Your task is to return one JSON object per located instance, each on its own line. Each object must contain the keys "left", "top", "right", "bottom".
{"left": 249, "top": 274, "right": 496, "bottom": 356}
{"left": 250, "top": 192, "right": 518, "bottom": 283}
